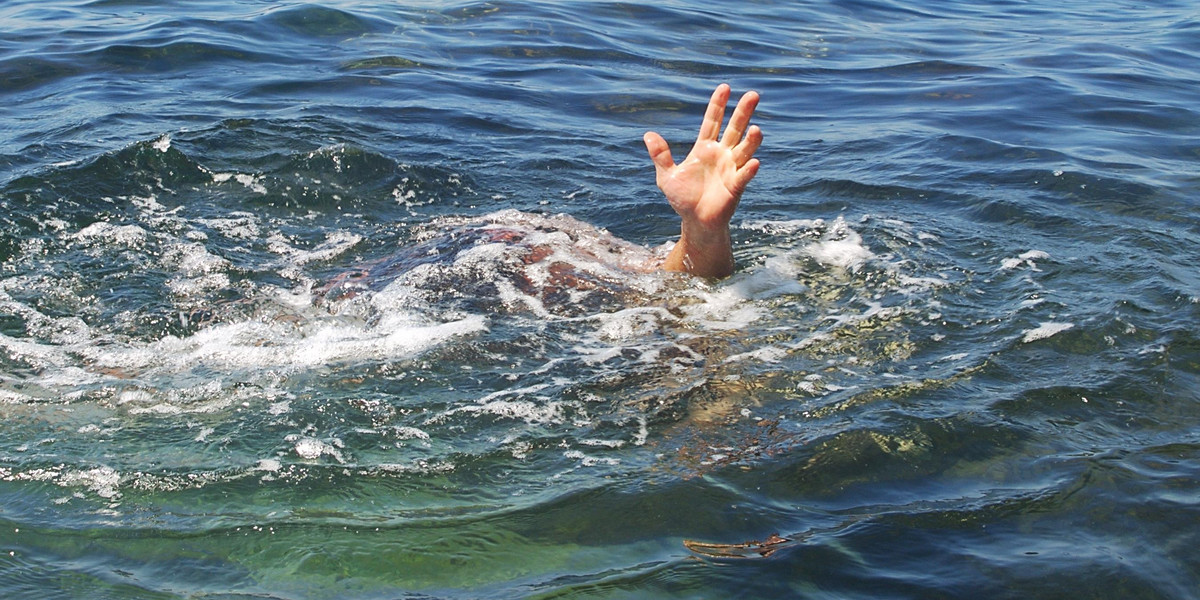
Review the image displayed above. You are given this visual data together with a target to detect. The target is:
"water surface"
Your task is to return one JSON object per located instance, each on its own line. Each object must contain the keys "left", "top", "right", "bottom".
{"left": 1, "top": 1, "right": 1198, "bottom": 598}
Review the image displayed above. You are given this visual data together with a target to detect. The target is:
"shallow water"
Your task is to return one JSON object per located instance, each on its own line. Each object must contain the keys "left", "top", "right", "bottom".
{"left": 2, "top": 1, "right": 1199, "bottom": 598}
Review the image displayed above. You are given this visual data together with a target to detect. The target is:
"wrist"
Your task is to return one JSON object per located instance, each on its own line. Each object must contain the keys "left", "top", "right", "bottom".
{"left": 665, "top": 221, "right": 735, "bottom": 278}
{"left": 678, "top": 215, "right": 731, "bottom": 244}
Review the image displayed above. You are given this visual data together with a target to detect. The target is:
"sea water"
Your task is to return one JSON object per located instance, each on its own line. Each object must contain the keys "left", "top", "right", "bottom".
{"left": 1, "top": 1, "right": 1198, "bottom": 598}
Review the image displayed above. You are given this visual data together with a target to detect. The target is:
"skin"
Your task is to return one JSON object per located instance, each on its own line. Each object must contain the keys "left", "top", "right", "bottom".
{"left": 644, "top": 83, "right": 763, "bottom": 278}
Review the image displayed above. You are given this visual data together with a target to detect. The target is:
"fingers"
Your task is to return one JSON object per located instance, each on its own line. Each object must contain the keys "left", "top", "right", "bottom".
{"left": 732, "top": 124, "right": 763, "bottom": 167}
{"left": 643, "top": 131, "right": 675, "bottom": 174}
{"left": 731, "top": 158, "right": 761, "bottom": 197}
{"left": 695, "top": 83, "right": 731, "bottom": 143}
{"left": 721, "top": 90, "right": 760, "bottom": 148}
{"left": 653, "top": 85, "right": 761, "bottom": 171}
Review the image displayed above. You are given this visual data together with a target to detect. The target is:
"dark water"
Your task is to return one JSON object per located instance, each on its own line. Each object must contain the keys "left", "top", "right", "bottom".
{"left": 2, "top": 1, "right": 1199, "bottom": 598}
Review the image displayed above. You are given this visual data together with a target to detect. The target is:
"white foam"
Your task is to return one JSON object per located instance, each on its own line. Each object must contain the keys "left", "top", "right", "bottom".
{"left": 682, "top": 286, "right": 766, "bottom": 331}
{"left": 59, "top": 466, "right": 122, "bottom": 499}
{"left": 256, "top": 458, "right": 282, "bottom": 472}
{"left": 391, "top": 426, "right": 430, "bottom": 441}
{"left": 0, "top": 388, "right": 31, "bottom": 404}
{"left": 4, "top": 206, "right": 949, "bottom": 480}
{"left": 288, "top": 436, "right": 345, "bottom": 462}
{"left": 727, "top": 253, "right": 809, "bottom": 300}
{"left": 575, "top": 345, "right": 626, "bottom": 365}
{"left": 0, "top": 331, "right": 72, "bottom": 370}
{"left": 392, "top": 185, "right": 422, "bottom": 206}
{"left": 725, "top": 345, "right": 788, "bottom": 364}
{"left": 1001, "top": 250, "right": 1051, "bottom": 271}
{"left": 484, "top": 209, "right": 660, "bottom": 274}
{"left": 563, "top": 449, "right": 620, "bottom": 467}
{"left": 77, "top": 305, "right": 487, "bottom": 381}
{"left": 197, "top": 214, "right": 261, "bottom": 240}
{"left": 740, "top": 218, "right": 825, "bottom": 235}
{"left": 805, "top": 217, "right": 874, "bottom": 271}
{"left": 1022, "top": 322, "right": 1074, "bottom": 343}
{"left": 494, "top": 274, "right": 551, "bottom": 317}
{"left": 167, "top": 272, "right": 231, "bottom": 299}
{"left": 135, "top": 195, "right": 172, "bottom": 213}
{"left": 73, "top": 221, "right": 148, "bottom": 248}
{"left": 508, "top": 440, "right": 533, "bottom": 459}
{"left": 895, "top": 274, "right": 951, "bottom": 291}
{"left": 211, "top": 172, "right": 267, "bottom": 195}
{"left": 443, "top": 399, "right": 567, "bottom": 425}
{"left": 126, "top": 396, "right": 233, "bottom": 416}
{"left": 431, "top": 383, "right": 571, "bottom": 425}
{"left": 591, "top": 307, "right": 671, "bottom": 342}
{"left": 580, "top": 438, "right": 625, "bottom": 449}
{"left": 278, "top": 231, "right": 363, "bottom": 266}
{"left": 164, "top": 242, "right": 230, "bottom": 277}
{"left": 371, "top": 460, "right": 455, "bottom": 475}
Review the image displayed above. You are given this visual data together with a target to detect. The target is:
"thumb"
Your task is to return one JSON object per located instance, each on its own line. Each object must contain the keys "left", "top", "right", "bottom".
{"left": 643, "top": 131, "right": 675, "bottom": 175}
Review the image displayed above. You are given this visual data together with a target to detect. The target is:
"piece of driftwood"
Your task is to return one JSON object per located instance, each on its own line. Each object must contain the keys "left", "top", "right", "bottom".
{"left": 683, "top": 533, "right": 794, "bottom": 559}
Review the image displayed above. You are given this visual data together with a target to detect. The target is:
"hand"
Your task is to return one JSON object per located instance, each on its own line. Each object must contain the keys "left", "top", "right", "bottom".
{"left": 644, "top": 84, "right": 762, "bottom": 229}
{"left": 644, "top": 84, "right": 762, "bottom": 277}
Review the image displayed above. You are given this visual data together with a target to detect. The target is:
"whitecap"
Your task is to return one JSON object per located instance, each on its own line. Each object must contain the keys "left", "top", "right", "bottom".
{"left": 211, "top": 172, "right": 268, "bottom": 194}
{"left": 59, "top": 466, "right": 122, "bottom": 499}
{"left": 1001, "top": 250, "right": 1051, "bottom": 271}
{"left": 1022, "top": 322, "right": 1074, "bottom": 343}
{"left": 73, "top": 221, "right": 148, "bottom": 248}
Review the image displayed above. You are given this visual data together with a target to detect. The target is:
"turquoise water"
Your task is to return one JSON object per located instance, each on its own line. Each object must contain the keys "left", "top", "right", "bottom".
{"left": 2, "top": 1, "right": 1199, "bottom": 598}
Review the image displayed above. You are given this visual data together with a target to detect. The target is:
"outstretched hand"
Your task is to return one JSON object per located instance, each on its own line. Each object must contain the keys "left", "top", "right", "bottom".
{"left": 645, "top": 84, "right": 762, "bottom": 278}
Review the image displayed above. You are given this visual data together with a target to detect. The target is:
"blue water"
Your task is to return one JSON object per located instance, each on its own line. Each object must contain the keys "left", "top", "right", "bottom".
{"left": 2, "top": 1, "right": 1199, "bottom": 598}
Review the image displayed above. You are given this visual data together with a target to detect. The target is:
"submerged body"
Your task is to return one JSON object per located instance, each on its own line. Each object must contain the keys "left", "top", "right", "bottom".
{"left": 315, "top": 83, "right": 763, "bottom": 314}
{"left": 316, "top": 210, "right": 669, "bottom": 318}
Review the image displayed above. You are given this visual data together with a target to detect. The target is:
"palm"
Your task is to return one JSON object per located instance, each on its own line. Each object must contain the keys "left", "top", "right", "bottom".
{"left": 658, "top": 139, "right": 743, "bottom": 226}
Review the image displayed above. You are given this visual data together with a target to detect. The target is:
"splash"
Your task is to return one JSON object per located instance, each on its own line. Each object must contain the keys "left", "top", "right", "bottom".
{"left": 0, "top": 142, "right": 956, "bottom": 509}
